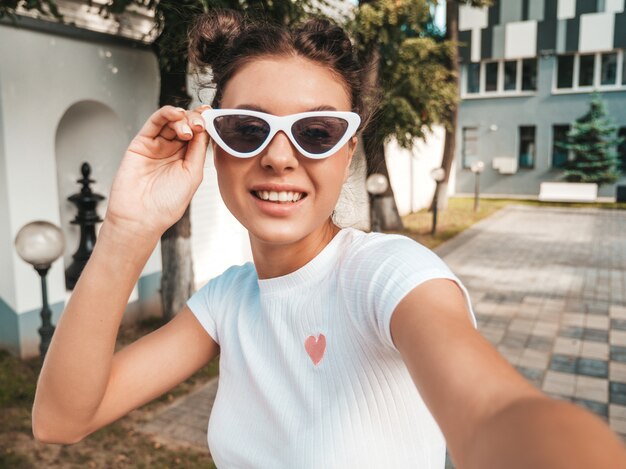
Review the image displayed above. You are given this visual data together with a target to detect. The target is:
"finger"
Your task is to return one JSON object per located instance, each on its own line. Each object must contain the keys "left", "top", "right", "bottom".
{"left": 187, "top": 110, "right": 206, "bottom": 133}
{"left": 165, "top": 119, "right": 194, "bottom": 141}
{"left": 183, "top": 129, "right": 210, "bottom": 179}
{"left": 139, "top": 106, "right": 187, "bottom": 139}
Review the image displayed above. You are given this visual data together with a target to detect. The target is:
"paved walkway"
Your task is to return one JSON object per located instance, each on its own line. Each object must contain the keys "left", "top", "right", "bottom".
{"left": 137, "top": 204, "right": 626, "bottom": 454}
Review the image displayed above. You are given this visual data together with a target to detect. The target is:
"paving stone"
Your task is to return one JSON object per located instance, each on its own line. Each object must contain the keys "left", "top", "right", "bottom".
{"left": 610, "top": 330, "right": 626, "bottom": 346}
{"left": 611, "top": 346, "right": 626, "bottom": 363}
{"left": 526, "top": 336, "right": 554, "bottom": 352}
{"left": 610, "top": 403, "right": 626, "bottom": 419}
{"left": 610, "top": 305, "right": 626, "bottom": 319}
{"left": 550, "top": 354, "right": 577, "bottom": 374}
{"left": 611, "top": 319, "right": 626, "bottom": 331}
{"left": 610, "top": 382, "right": 626, "bottom": 406}
{"left": 553, "top": 337, "right": 582, "bottom": 356}
{"left": 585, "top": 315, "right": 610, "bottom": 330}
{"left": 576, "top": 358, "right": 609, "bottom": 379}
{"left": 610, "top": 417, "right": 626, "bottom": 435}
{"left": 560, "top": 327, "right": 584, "bottom": 340}
{"left": 562, "top": 313, "right": 585, "bottom": 327}
{"left": 610, "top": 362, "right": 626, "bottom": 382}
{"left": 580, "top": 341, "right": 609, "bottom": 360}
{"left": 582, "top": 328, "right": 609, "bottom": 343}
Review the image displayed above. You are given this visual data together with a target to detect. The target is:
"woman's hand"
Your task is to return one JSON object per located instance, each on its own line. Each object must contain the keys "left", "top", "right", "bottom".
{"left": 106, "top": 105, "right": 210, "bottom": 236}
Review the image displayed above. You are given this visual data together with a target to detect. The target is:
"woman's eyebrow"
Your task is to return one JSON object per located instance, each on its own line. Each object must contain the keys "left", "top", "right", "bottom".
{"left": 308, "top": 105, "right": 338, "bottom": 112}
{"left": 234, "top": 104, "right": 267, "bottom": 112}
{"left": 233, "top": 104, "right": 339, "bottom": 113}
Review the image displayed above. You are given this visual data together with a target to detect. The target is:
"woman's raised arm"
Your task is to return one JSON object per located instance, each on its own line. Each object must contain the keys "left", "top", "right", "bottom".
{"left": 391, "top": 278, "right": 626, "bottom": 469}
{"left": 32, "top": 106, "right": 218, "bottom": 444}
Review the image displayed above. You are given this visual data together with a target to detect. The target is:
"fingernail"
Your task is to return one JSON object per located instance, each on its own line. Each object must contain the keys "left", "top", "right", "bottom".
{"left": 176, "top": 107, "right": 186, "bottom": 112}
{"left": 192, "top": 118, "right": 204, "bottom": 128}
{"left": 182, "top": 124, "right": 192, "bottom": 135}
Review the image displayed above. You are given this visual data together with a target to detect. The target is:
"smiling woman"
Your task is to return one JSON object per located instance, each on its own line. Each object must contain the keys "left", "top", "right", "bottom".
{"left": 30, "top": 8, "right": 626, "bottom": 469}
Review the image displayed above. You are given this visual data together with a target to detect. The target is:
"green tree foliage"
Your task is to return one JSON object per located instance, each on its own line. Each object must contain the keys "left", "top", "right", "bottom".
{"left": 559, "top": 93, "right": 622, "bottom": 186}
{"left": 352, "top": 0, "right": 456, "bottom": 148}
{"left": 0, "top": 0, "right": 60, "bottom": 19}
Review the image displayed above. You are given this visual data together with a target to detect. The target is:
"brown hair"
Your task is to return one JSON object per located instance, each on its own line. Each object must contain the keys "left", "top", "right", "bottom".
{"left": 188, "top": 10, "right": 366, "bottom": 128}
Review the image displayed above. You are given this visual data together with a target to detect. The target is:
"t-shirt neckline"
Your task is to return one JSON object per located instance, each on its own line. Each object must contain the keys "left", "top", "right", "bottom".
{"left": 256, "top": 228, "right": 354, "bottom": 295}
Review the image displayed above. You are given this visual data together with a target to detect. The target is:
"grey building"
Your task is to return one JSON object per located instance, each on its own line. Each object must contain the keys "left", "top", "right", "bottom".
{"left": 455, "top": 0, "right": 626, "bottom": 198}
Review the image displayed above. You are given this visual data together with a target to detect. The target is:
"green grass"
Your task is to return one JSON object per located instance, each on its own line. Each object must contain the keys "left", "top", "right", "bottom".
{"left": 398, "top": 197, "right": 626, "bottom": 250}
{"left": 0, "top": 317, "right": 219, "bottom": 468}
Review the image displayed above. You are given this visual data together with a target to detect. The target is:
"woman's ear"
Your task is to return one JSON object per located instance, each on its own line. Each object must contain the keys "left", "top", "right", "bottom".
{"left": 343, "top": 136, "right": 358, "bottom": 182}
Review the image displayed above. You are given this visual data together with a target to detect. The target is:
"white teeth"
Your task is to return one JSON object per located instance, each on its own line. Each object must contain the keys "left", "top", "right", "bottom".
{"left": 255, "top": 191, "right": 304, "bottom": 203}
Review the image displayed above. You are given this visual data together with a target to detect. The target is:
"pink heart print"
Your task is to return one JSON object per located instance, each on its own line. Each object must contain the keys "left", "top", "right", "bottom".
{"left": 304, "top": 334, "right": 326, "bottom": 366}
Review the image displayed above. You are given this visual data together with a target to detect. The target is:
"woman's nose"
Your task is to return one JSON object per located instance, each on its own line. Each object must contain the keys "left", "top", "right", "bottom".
{"left": 259, "top": 131, "right": 299, "bottom": 173}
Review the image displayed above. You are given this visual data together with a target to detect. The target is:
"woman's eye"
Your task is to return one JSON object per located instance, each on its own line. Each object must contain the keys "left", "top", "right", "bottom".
{"left": 235, "top": 123, "right": 268, "bottom": 139}
{"left": 301, "top": 126, "right": 331, "bottom": 140}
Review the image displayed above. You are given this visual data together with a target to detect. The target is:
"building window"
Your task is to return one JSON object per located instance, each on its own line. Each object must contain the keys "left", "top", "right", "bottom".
{"left": 552, "top": 125, "right": 571, "bottom": 168}
{"left": 462, "top": 127, "right": 479, "bottom": 169}
{"left": 619, "top": 127, "right": 626, "bottom": 172}
{"left": 555, "top": 50, "right": 626, "bottom": 91}
{"left": 601, "top": 52, "right": 618, "bottom": 86}
{"left": 578, "top": 54, "right": 595, "bottom": 87}
{"left": 521, "top": 58, "right": 537, "bottom": 91}
{"left": 518, "top": 126, "right": 536, "bottom": 169}
{"left": 463, "top": 58, "right": 538, "bottom": 97}
{"left": 485, "top": 62, "right": 498, "bottom": 92}
{"left": 467, "top": 63, "right": 481, "bottom": 94}
{"left": 557, "top": 55, "right": 575, "bottom": 89}
{"left": 504, "top": 60, "right": 517, "bottom": 91}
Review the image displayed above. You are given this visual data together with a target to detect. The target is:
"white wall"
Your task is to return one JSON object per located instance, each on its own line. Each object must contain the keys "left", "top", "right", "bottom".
{"left": 385, "top": 126, "right": 453, "bottom": 216}
{"left": 0, "top": 24, "right": 160, "bottom": 314}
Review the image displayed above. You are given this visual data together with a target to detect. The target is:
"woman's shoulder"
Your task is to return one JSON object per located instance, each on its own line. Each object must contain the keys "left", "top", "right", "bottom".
{"left": 196, "top": 261, "right": 257, "bottom": 294}
{"left": 340, "top": 227, "right": 440, "bottom": 265}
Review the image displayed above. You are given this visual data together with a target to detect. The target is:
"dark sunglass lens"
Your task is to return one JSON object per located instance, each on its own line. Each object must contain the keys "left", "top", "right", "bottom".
{"left": 214, "top": 115, "right": 270, "bottom": 153}
{"left": 292, "top": 117, "right": 349, "bottom": 154}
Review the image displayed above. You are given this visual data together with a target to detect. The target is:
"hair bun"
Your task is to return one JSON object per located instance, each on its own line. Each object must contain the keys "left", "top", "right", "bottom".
{"left": 188, "top": 10, "right": 246, "bottom": 70}
{"left": 295, "top": 19, "right": 354, "bottom": 57}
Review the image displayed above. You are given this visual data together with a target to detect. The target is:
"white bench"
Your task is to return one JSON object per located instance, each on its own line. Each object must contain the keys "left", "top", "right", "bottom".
{"left": 538, "top": 182, "right": 598, "bottom": 202}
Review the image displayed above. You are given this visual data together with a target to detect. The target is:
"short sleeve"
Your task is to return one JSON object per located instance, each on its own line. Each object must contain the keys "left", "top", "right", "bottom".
{"left": 341, "top": 234, "right": 475, "bottom": 350}
{"left": 186, "top": 262, "right": 256, "bottom": 345}
{"left": 187, "top": 277, "right": 220, "bottom": 344}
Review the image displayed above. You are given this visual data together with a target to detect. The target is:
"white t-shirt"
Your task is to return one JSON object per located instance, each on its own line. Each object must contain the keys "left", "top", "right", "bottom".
{"left": 187, "top": 228, "right": 475, "bottom": 468}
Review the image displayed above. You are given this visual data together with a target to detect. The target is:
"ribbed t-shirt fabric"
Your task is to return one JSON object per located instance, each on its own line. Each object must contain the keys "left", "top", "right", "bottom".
{"left": 187, "top": 227, "right": 475, "bottom": 468}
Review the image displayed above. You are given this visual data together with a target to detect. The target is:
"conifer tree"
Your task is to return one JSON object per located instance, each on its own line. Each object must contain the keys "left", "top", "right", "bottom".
{"left": 559, "top": 93, "right": 622, "bottom": 186}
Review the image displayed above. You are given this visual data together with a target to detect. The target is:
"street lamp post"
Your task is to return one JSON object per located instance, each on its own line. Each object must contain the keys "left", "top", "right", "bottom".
{"left": 470, "top": 161, "right": 485, "bottom": 212}
{"left": 430, "top": 168, "right": 446, "bottom": 235}
{"left": 366, "top": 173, "right": 389, "bottom": 232}
{"left": 14, "top": 221, "right": 65, "bottom": 361}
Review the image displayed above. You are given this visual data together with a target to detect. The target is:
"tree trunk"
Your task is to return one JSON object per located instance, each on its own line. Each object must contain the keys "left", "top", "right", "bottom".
{"left": 431, "top": 2, "right": 460, "bottom": 212}
{"left": 160, "top": 206, "right": 195, "bottom": 321}
{"left": 158, "top": 65, "right": 195, "bottom": 321}
{"left": 360, "top": 36, "right": 404, "bottom": 231}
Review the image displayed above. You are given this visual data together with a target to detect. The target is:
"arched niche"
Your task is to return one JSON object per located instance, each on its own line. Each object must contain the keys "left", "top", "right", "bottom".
{"left": 55, "top": 100, "right": 128, "bottom": 278}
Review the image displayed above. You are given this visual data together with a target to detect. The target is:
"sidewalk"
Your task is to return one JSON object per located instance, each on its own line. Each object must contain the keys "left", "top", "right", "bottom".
{"left": 137, "top": 204, "right": 626, "bottom": 452}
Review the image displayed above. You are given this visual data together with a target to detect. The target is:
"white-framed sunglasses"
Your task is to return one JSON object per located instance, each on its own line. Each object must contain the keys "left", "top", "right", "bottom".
{"left": 201, "top": 109, "right": 361, "bottom": 159}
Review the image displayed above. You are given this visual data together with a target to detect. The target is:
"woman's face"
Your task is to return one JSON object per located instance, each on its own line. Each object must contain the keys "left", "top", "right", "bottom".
{"left": 213, "top": 55, "right": 357, "bottom": 248}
